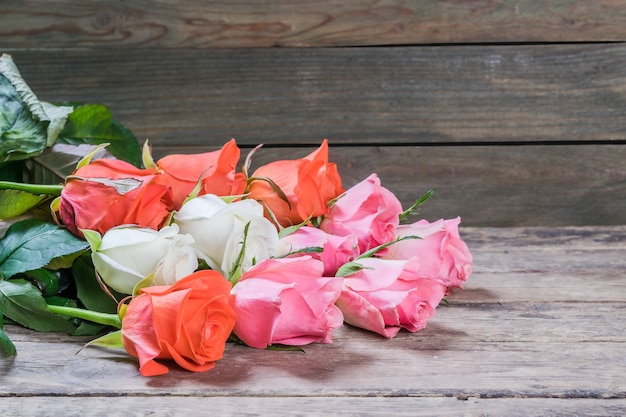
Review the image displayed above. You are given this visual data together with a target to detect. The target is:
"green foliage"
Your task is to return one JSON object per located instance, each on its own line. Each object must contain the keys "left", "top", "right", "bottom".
{"left": 0, "top": 56, "right": 145, "bottom": 357}
{"left": 0, "top": 279, "right": 75, "bottom": 333}
{"left": 57, "top": 104, "right": 142, "bottom": 167}
{"left": 399, "top": 189, "right": 434, "bottom": 223}
{"left": 73, "top": 254, "right": 121, "bottom": 314}
{"left": 23, "top": 268, "right": 60, "bottom": 297}
{"left": 0, "top": 54, "right": 72, "bottom": 164}
{"left": 0, "top": 313, "right": 16, "bottom": 356}
{"left": 85, "top": 330, "right": 123, "bottom": 349}
{"left": 0, "top": 218, "right": 89, "bottom": 279}
{"left": 0, "top": 189, "right": 47, "bottom": 219}
{"left": 0, "top": 54, "right": 142, "bottom": 186}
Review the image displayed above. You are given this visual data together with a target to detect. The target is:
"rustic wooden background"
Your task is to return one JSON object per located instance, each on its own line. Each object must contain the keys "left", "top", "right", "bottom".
{"left": 2, "top": 0, "right": 625, "bottom": 226}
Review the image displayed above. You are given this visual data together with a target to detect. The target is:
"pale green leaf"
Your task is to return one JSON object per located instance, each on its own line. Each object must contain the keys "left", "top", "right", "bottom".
{"left": 0, "top": 189, "right": 47, "bottom": 219}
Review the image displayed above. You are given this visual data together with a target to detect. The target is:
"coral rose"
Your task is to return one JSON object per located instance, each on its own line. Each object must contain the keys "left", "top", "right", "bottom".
{"left": 247, "top": 139, "right": 344, "bottom": 227}
{"left": 58, "top": 159, "right": 173, "bottom": 237}
{"left": 154, "top": 139, "right": 247, "bottom": 209}
{"left": 121, "top": 270, "right": 236, "bottom": 377}
{"left": 230, "top": 257, "right": 343, "bottom": 348}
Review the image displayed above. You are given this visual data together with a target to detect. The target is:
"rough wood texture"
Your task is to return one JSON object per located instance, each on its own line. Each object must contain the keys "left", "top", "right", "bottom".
{"left": 4, "top": 45, "right": 625, "bottom": 226}
{"left": 2, "top": 0, "right": 626, "bottom": 48}
{"left": 2, "top": 226, "right": 625, "bottom": 415}
{"left": 7, "top": 45, "right": 625, "bottom": 147}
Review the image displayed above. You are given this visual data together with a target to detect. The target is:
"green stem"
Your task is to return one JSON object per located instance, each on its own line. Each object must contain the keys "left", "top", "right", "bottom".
{"left": 0, "top": 181, "right": 64, "bottom": 196}
{"left": 47, "top": 305, "right": 122, "bottom": 329}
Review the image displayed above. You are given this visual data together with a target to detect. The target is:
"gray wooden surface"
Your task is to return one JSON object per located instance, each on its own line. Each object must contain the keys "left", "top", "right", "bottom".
{"left": 3, "top": 1, "right": 625, "bottom": 226}
{"left": 5, "top": 44, "right": 626, "bottom": 226}
{"left": 2, "top": 0, "right": 626, "bottom": 47}
{"left": 2, "top": 226, "right": 625, "bottom": 416}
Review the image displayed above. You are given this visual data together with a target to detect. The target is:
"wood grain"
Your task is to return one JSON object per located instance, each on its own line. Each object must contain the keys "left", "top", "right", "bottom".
{"left": 1, "top": 397, "right": 625, "bottom": 417}
{"left": 240, "top": 144, "right": 626, "bottom": 227}
{"left": 7, "top": 45, "right": 626, "bottom": 148}
{"left": 2, "top": 226, "right": 625, "bottom": 414}
{"left": 5, "top": 46, "right": 626, "bottom": 226}
{"left": 2, "top": 0, "right": 626, "bottom": 47}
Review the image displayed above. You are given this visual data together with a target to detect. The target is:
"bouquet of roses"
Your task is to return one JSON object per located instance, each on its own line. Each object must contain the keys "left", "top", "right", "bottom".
{"left": 0, "top": 54, "right": 472, "bottom": 377}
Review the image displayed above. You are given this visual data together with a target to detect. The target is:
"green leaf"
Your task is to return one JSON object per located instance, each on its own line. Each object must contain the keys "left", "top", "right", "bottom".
{"left": 23, "top": 268, "right": 60, "bottom": 297}
{"left": 0, "top": 313, "right": 17, "bottom": 356}
{"left": 85, "top": 330, "right": 123, "bottom": 349}
{"left": 23, "top": 143, "right": 114, "bottom": 185}
{"left": 57, "top": 104, "right": 141, "bottom": 166}
{"left": 0, "top": 279, "right": 75, "bottom": 333}
{"left": 275, "top": 246, "right": 324, "bottom": 258}
{"left": 399, "top": 189, "right": 434, "bottom": 223}
{"left": 0, "top": 54, "right": 72, "bottom": 163}
{"left": 0, "top": 189, "right": 47, "bottom": 219}
{"left": 81, "top": 229, "right": 102, "bottom": 252}
{"left": 73, "top": 320, "right": 109, "bottom": 336}
{"left": 356, "top": 235, "right": 421, "bottom": 260}
{"left": 0, "top": 160, "right": 24, "bottom": 182}
{"left": 335, "top": 261, "right": 373, "bottom": 278}
{"left": 73, "top": 254, "right": 119, "bottom": 314}
{"left": 0, "top": 218, "right": 89, "bottom": 279}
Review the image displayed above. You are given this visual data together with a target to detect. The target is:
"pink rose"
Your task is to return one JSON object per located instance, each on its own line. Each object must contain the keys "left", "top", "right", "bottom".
{"left": 320, "top": 174, "right": 403, "bottom": 253}
{"left": 230, "top": 257, "right": 344, "bottom": 348}
{"left": 383, "top": 217, "right": 472, "bottom": 289}
{"left": 336, "top": 258, "right": 446, "bottom": 338}
{"left": 276, "top": 226, "right": 359, "bottom": 276}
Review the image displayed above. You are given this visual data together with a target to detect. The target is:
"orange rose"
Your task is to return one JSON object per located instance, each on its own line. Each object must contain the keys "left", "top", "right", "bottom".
{"left": 121, "top": 270, "right": 236, "bottom": 376}
{"left": 58, "top": 159, "right": 173, "bottom": 237}
{"left": 248, "top": 139, "right": 344, "bottom": 227}
{"left": 154, "top": 139, "right": 247, "bottom": 209}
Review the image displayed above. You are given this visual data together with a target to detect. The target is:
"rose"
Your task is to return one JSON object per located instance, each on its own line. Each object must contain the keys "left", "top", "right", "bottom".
{"left": 383, "top": 217, "right": 473, "bottom": 289}
{"left": 247, "top": 139, "right": 344, "bottom": 227}
{"left": 173, "top": 194, "right": 279, "bottom": 278}
{"left": 154, "top": 139, "right": 247, "bottom": 209}
{"left": 229, "top": 257, "right": 344, "bottom": 348}
{"left": 121, "top": 270, "right": 236, "bottom": 376}
{"left": 58, "top": 158, "right": 173, "bottom": 237}
{"left": 336, "top": 257, "right": 446, "bottom": 338}
{"left": 86, "top": 224, "right": 198, "bottom": 295}
{"left": 275, "top": 226, "right": 358, "bottom": 276}
{"left": 320, "top": 173, "right": 403, "bottom": 253}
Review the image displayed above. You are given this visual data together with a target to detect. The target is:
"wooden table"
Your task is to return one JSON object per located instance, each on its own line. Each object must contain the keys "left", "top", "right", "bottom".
{"left": 2, "top": 226, "right": 625, "bottom": 416}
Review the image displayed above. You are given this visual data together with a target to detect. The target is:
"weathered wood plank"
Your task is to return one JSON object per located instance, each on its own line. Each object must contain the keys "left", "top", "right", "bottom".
{"left": 3, "top": 327, "right": 625, "bottom": 398}
{"left": 463, "top": 226, "right": 626, "bottom": 273}
{"left": 6, "top": 44, "right": 626, "bottom": 147}
{"left": 343, "top": 145, "right": 626, "bottom": 227}
{"left": 2, "top": 0, "right": 626, "bottom": 48}
{"left": 1, "top": 397, "right": 625, "bottom": 417}
{"left": 6, "top": 301, "right": 625, "bottom": 346}
{"left": 1, "top": 226, "right": 624, "bottom": 413}
{"left": 7, "top": 44, "right": 625, "bottom": 226}
{"left": 238, "top": 144, "right": 626, "bottom": 227}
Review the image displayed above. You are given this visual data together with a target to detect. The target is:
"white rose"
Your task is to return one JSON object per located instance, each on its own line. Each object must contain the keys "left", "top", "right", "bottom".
{"left": 87, "top": 224, "right": 198, "bottom": 295}
{"left": 174, "top": 194, "right": 279, "bottom": 278}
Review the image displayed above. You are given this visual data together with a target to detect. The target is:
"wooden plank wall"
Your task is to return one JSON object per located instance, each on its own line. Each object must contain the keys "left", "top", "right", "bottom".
{"left": 2, "top": 1, "right": 625, "bottom": 226}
